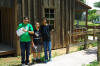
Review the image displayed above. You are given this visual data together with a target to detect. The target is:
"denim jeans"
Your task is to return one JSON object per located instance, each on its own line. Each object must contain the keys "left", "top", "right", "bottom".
{"left": 43, "top": 41, "right": 52, "bottom": 61}
{"left": 20, "top": 41, "right": 31, "bottom": 64}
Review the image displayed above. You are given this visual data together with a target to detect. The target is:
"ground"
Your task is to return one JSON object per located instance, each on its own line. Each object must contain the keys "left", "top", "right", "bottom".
{"left": 0, "top": 46, "right": 97, "bottom": 66}
{"left": 32, "top": 47, "right": 97, "bottom": 66}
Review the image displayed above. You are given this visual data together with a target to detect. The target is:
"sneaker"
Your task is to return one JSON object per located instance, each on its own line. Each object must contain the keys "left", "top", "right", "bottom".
{"left": 48, "top": 58, "right": 52, "bottom": 62}
{"left": 32, "top": 59, "right": 36, "bottom": 64}
{"left": 44, "top": 60, "right": 48, "bottom": 63}
{"left": 21, "top": 64, "right": 25, "bottom": 66}
{"left": 26, "top": 63, "right": 30, "bottom": 66}
{"left": 36, "top": 59, "right": 42, "bottom": 63}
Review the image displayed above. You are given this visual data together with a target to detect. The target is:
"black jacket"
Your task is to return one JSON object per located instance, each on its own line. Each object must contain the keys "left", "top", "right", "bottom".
{"left": 40, "top": 25, "right": 53, "bottom": 41}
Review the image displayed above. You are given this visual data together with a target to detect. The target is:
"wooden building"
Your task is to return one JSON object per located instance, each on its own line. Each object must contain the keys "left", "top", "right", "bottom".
{"left": 0, "top": 0, "right": 91, "bottom": 55}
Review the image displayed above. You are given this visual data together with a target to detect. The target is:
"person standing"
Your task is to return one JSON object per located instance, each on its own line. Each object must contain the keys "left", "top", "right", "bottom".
{"left": 40, "top": 17, "right": 53, "bottom": 63}
{"left": 31, "top": 22, "right": 42, "bottom": 63}
{"left": 17, "top": 17, "right": 34, "bottom": 66}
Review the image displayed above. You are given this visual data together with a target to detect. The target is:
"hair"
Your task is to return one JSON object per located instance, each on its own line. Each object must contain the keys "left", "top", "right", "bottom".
{"left": 23, "top": 17, "right": 29, "bottom": 20}
{"left": 35, "top": 21, "right": 39, "bottom": 25}
{"left": 41, "top": 17, "right": 47, "bottom": 22}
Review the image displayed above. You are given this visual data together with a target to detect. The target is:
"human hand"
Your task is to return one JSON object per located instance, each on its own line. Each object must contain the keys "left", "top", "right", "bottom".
{"left": 22, "top": 28, "right": 27, "bottom": 32}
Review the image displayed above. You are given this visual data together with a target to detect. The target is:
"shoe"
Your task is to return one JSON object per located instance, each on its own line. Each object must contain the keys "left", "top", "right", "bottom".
{"left": 21, "top": 64, "right": 25, "bottom": 66}
{"left": 44, "top": 60, "right": 48, "bottom": 63}
{"left": 48, "top": 58, "right": 52, "bottom": 62}
{"left": 36, "top": 59, "right": 42, "bottom": 63}
{"left": 32, "top": 59, "right": 36, "bottom": 64}
{"left": 26, "top": 63, "right": 30, "bottom": 66}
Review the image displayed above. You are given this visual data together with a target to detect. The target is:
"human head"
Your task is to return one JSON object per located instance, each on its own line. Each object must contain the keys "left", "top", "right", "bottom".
{"left": 42, "top": 17, "right": 47, "bottom": 25}
{"left": 35, "top": 21, "right": 40, "bottom": 29}
{"left": 23, "top": 17, "right": 29, "bottom": 24}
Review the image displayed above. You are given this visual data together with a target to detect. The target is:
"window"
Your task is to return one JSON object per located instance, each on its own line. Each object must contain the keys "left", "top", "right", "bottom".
{"left": 45, "top": 8, "right": 55, "bottom": 29}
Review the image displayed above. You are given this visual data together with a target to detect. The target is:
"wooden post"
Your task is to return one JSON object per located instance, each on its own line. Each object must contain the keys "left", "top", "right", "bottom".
{"left": 93, "top": 26, "right": 96, "bottom": 40}
{"left": 97, "top": 32, "right": 100, "bottom": 65}
{"left": 84, "top": 28, "right": 88, "bottom": 49}
{"left": 66, "top": 31, "right": 70, "bottom": 54}
{"left": 86, "top": 10, "right": 88, "bottom": 28}
{"left": 83, "top": 10, "right": 88, "bottom": 49}
{"left": 14, "top": 0, "right": 20, "bottom": 56}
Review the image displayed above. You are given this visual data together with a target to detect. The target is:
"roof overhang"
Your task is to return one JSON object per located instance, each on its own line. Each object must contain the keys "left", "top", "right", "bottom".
{"left": 75, "top": 0, "right": 92, "bottom": 12}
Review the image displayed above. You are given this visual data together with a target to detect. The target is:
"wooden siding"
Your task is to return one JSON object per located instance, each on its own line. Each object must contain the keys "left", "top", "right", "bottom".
{"left": 17, "top": 0, "right": 75, "bottom": 50}
{"left": 0, "top": 0, "right": 17, "bottom": 50}
{"left": 0, "top": 0, "right": 76, "bottom": 55}
{"left": 0, "top": 7, "right": 16, "bottom": 48}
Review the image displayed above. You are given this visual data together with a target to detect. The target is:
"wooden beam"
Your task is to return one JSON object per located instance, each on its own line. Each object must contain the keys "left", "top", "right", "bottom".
{"left": 0, "top": 50, "right": 16, "bottom": 56}
{"left": 86, "top": 10, "right": 88, "bottom": 28}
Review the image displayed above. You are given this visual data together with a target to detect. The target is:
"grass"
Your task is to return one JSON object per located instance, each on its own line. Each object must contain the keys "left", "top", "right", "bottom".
{"left": 0, "top": 57, "right": 21, "bottom": 66}
{"left": 78, "top": 42, "right": 97, "bottom": 51}
{"left": 91, "top": 42, "right": 97, "bottom": 47}
{"left": 0, "top": 50, "right": 63, "bottom": 66}
{"left": 86, "top": 61, "right": 98, "bottom": 66}
{"left": 74, "top": 20, "right": 100, "bottom": 26}
{"left": 78, "top": 45, "right": 84, "bottom": 51}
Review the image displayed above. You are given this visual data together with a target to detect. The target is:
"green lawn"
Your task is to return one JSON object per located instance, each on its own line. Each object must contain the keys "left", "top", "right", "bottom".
{"left": 74, "top": 20, "right": 100, "bottom": 26}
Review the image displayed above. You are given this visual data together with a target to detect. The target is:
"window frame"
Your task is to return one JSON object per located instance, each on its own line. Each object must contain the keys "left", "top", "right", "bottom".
{"left": 44, "top": 8, "right": 56, "bottom": 29}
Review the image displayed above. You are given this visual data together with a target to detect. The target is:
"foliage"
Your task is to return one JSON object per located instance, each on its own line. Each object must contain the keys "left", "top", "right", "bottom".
{"left": 75, "top": 12, "right": 83, "bottom": 20}
{"left": 40, "top": 56, "right": 45, "bottom": 62}
{"left": 87, "top": 61, "right": 98, "bottom": 66}
{"left": 94, "top": 1, "right": 100, "bottom": 8}
{"left": 88, "top": 10, "right": 99, "bottom": 22}
{"left": 80, "top": 0, "right": 86, "bottom": 3}
{"left": 91, "top": 42, "right": 97, "bottom": 47}
{"left": 78, "top": 45, "right": 84, "bottom": 51}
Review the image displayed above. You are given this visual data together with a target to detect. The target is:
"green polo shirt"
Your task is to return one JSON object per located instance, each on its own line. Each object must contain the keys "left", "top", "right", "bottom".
{"left": 17, "top": 23, "right": 34, "bottom": 42}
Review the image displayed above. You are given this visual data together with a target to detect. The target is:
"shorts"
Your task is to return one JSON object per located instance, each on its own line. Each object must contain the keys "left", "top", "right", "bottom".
{"left": 32, "top": 45, "right": 42, "bottom": 53}
{"left": 32, "top": 39, "right": 42, "bottom": 53}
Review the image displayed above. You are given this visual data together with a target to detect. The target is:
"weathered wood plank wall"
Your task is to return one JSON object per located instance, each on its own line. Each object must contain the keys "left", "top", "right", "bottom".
{"left": 17, "top": 0, "right": 75, "bottom": 50}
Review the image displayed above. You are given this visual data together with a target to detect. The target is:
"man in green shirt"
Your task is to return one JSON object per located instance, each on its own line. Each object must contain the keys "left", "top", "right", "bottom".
{"left": 17, "top": 17, "right": 34, "bottom": 66}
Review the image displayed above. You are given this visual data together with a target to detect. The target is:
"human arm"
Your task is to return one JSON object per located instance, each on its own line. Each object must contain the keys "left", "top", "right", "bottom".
{"left": 31, "top": 37, "right": 34, "bottom": 48}
{"left": 22, "top": 24, "right": 34, "bottom": 34}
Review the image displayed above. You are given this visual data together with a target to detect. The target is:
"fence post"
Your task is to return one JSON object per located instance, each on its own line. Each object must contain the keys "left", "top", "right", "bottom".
{"left": 97, "top": 32, "right": 100, "bottom": 64}
{"left": 66, "top": 31, "right": 70, "bottom": 54}
{"left": 84, "top": 28, "right": 88, "bottom": 49}
{"left": 93, "top": 26, "right": 96, "bottom": 40}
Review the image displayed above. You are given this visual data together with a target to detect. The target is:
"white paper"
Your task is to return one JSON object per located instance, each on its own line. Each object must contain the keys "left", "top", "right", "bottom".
{"left": 16, "top": 28, "right": 25, "bottom": 37}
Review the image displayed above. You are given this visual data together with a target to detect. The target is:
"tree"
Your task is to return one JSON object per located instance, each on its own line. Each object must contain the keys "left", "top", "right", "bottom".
{"left": 94, "top": 2, "right": 100, "bottom": 65}
{"left": 94, "top": 1, "right": 100, "bottom": 8}
{"left": 88, "top": 9, "right": 99, "bottom": 22}
{"left": 80, "top": 0, "right": 86, "bottom": 3}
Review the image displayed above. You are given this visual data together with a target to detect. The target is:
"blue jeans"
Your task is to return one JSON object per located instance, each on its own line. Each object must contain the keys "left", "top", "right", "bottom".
{"left": 43, "top": 41, "right": 52, "bottom": 61}
{"left": 20, "top": 41, "right": 31, "bottom": 64}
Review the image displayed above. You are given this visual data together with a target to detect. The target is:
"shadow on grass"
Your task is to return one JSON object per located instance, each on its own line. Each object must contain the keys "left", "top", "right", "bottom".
{"left": 12, "top": 64, "right": 21, "bottom": 66}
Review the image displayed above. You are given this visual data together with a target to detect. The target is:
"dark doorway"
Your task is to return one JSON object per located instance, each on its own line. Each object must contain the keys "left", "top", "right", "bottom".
{"left": 0, "top": 10, "right": 2, "bottom": 43}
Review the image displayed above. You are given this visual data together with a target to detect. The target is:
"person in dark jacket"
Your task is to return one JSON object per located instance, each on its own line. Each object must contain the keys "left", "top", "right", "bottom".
{"left": 40, "top": 17, "right": 53, "bottom": 63}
